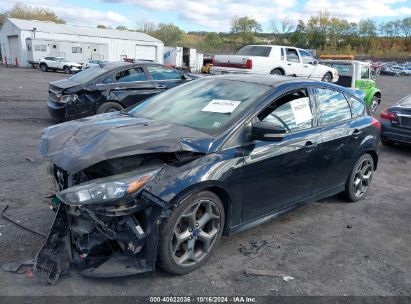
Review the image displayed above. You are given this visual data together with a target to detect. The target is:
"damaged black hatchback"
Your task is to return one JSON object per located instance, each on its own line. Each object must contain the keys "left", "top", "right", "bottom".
{"left": 37, "top": 75, "right": 380, "bottom": 283}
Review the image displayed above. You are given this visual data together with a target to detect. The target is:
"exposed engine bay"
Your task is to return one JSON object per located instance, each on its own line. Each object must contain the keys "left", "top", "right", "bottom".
{"left": 34, "top": 151, "right": 202, "bottom": 284}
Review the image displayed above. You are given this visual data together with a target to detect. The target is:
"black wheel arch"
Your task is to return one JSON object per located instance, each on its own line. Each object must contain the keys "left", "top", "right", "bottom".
{"left": 271, "top": 67, "right": 285, "bottom": 75}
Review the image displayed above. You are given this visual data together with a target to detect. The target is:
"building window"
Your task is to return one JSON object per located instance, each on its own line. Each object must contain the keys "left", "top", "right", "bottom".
{"left": 52, "top": 45, "right": 57, "bottom": 49}
{"left": 72, "top": 47, "right": 82, "bottom": 54}
{"left": 34, "top": 45, "right": 46, "bottom": 52}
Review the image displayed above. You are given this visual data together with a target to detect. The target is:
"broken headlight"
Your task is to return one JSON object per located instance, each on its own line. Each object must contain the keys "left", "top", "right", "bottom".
{"left": 60, "top": 94, "right": 78, "bottom": 103}
{"left": 57, "top": 168, "right": 160, "bottom": 206}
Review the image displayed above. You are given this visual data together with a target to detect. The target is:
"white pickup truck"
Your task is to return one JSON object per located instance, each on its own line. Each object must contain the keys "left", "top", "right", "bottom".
{"left": 211, "top": 45, "right": 339, "bottom": 83}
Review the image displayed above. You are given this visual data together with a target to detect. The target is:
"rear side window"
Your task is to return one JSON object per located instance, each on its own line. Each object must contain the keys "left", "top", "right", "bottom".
{"left": 147, "top": 66, "right": 182, "bottom": 80}
{"left": 116, "top": 67, "right": 147, "bottom": 82}
{"left": 346, "top": 95, "right": 365, "bottom": 118}
{"left": 236, "top": 46, "right": 271, "bottom": 57}
{"left": 315, "top": 88, "right": 352, "bottom": 124}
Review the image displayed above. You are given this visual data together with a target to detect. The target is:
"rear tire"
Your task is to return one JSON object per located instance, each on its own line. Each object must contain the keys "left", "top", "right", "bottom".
{"left": 39, "top": 64, "right": 48, "bottom": 72}
{"left": 63, "top": 66, "right": 71, "bottom": 74}
{"left": 342, "top": 154, "right": 374, "bottom": 202}
{"left": 270, "top": 69, "right": 283, "bottom": 75}
{"left": 96, "top": 102, "right": 124, "bottom": 114}
{"left": 157, "top": 190, "right": 225, "bottom": 275}
{"left": 370, "top": 95, "right": 379, "bottom": 114}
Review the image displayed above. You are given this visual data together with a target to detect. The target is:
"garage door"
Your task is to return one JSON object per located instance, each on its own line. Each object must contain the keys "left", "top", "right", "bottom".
{"left": 8, "top": 36, "right": 19, "bottom": 66}
{"left": 135, "top": 45, "right": 157, "bottom": 61}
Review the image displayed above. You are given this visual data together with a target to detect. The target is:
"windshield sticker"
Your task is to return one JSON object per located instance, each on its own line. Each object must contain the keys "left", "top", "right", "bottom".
{"left": 202, "top": 99, "right": 241, "bottom": 114}
{"left": 290, "top": 97, "right": 313, "bottom": 124}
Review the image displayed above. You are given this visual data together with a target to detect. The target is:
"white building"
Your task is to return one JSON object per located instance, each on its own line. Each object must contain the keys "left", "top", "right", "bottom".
{"left": 0, "top": 18, "right": 164, "bottom": 67}
{"left": 163, "top": 46, "right": 204, "bottom": 72}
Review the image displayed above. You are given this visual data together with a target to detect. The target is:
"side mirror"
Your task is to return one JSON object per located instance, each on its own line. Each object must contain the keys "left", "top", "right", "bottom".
{"left": 251, "top": 121, "right": 287, "bottom": 141}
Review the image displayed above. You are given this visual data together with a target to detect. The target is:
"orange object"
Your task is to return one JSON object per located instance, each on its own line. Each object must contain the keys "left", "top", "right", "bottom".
{"left": 320, "top": 54, "right": 355, "bottom": 60}
{"left": 25, "top": 268, "right": 34, "bottom": 278}
{"left": 127, "top": 175, "right": 151, "bottom": 193}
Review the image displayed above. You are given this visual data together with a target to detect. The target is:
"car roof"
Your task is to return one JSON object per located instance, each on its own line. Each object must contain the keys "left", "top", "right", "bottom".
{"left": 100, "top": 61, "right": 161, "bottom": 70}
{"left": 320, "top": 59, "right": 370, "bottom": 66}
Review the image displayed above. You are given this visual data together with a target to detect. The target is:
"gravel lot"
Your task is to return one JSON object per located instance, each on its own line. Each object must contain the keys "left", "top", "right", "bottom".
{"left": 0, "top": 65, "right": 410, "bottom": 296}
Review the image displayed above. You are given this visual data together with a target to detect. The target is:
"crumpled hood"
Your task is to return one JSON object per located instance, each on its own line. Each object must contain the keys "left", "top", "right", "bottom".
{"left": 40, "top": 113, "right": 214, "bottom": 174}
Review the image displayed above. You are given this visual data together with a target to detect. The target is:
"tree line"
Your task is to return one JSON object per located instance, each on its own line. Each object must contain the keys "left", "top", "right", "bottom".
{"left": 1, "top": 3, "right": 410, "bottom": 58}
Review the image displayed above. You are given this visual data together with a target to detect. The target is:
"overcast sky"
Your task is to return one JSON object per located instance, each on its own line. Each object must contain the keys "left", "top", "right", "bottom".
{"left": 2, "top": 0, "right": 411, "bottom": 31}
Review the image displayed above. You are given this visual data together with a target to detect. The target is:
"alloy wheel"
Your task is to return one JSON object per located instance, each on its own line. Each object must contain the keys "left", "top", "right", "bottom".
{"left": 104, "top": 107, "right": 120, "bottom": 113}
{"left": 370, "top": 97, "right": 379, "bottom": 114}
{"left": 171, "top": 199, "right": 221, "bottom": 267}
{"left": 352, "top": 158, "right": 373, "bottom": 198}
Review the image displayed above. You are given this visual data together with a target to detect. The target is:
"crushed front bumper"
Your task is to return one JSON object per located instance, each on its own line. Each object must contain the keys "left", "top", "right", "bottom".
{"left": 34, "top": 193, "right": 168, "bottom": 284}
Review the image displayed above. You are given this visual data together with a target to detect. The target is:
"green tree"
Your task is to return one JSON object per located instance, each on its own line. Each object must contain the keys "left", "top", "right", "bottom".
{"left": 97, "top": 24, "right": 107, "bottom": 29}
{"left": 116, "top": 25, "right": 128, "bottom": 30}
{"left": 289, "top": 20, "right": 307, "bottom": 48}
{"left": 152, "top": 23, "right": 184, "bottom": 46}
{"left": 358, "top": 19, "right": 377, "bottom": 37}
{"left": 231, "top": 16, "right": 262, "bottom": 45}
{"left": 8, "top": 3, "right": 65, "bottom": 23}
{"left": 199, "top": 32, "right": 223, "bottom": 52}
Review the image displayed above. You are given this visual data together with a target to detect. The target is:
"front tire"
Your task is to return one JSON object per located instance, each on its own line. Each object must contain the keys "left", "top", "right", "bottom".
{"left": 370, "top": 95, "right": 379, "bottom": 114}
{"left": 157, "top": 190, "right": 225, "bottom": 275}
{"left": 342, "top": 154, "right": 374, "bottom": 202}
{"left": 63, "top": 66, "right": 71, "bottom": 74}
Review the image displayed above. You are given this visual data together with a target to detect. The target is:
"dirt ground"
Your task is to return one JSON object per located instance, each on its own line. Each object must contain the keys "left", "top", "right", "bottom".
{"left": 0, "top": 65, "right": 410, "bottom": 296}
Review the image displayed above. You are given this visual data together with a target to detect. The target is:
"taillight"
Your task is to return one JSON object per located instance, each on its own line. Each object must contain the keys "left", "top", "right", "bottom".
{"left": 371, "top": 117, "right": 381, "bottom": 130}
{"left": 380, "top": 109, "right": 397, "bottom": 121}
{"left": 245, "top": 59, "right": 252, "bottom": 69}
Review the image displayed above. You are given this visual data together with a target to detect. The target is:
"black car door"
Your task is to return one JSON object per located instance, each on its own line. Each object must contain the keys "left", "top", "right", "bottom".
{"left": 241, "top": 88, "right": 323, "bottom": 221}
{"left": 108, "top": 66, "right": 159, "bottom": 108}
{"left": 312, "top": 87, "right": 366, "bottom": 194}
{"left": 145, "top": 65, "right": 185, "bottom": 92}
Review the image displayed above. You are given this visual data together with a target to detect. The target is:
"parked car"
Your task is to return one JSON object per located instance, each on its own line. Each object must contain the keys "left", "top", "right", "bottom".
{"left": 321, "top": 60, "right": 382, "bottom": 114}
{"left": 210, "top": 45, "right": 339, "bottom": 83}
{"left": 380, "top": 94, "right": 411, "bottom": 146}
{"left": 35, "top": 75, "right": 380, "bottom": 283}
{"left": 82, "top": 59, "right": 109, "bottom": 70}
{"left": 47, "top": 61, "right": 194, "bottom": 121}
{"left": 39, "top": 57, "right": 82, "bottom": 74}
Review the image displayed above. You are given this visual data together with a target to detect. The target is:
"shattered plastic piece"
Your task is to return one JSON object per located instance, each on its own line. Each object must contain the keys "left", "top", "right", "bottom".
{"left": 1, "top": 259, "right": 35, "bottom": 274}
{"left": 25, "top": 268, "right": 34, "bottom": 278}
{"left": 282, "top": 276, "right": 294, "bottom": 282}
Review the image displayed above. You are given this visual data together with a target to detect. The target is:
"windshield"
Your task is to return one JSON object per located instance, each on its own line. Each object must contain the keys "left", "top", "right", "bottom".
{"left": 324, "top": 63, "right": 352, "bottom": 76}
{"left": 69, "top": 66, "right": 110, "bottom": 84}
{"left": 236, "top": 46, "right": 271, "bottom": 57}
{"left": 129, "top": 78, "right": 269, "bottom": 133}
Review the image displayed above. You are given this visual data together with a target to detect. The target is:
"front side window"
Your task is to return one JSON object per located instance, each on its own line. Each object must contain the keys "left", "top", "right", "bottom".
{"left": 286, "top": 48, "right": 300, "bottom": 63}
{"left": 299, "top": 49, "right": 314, "bottom": 64}
{"left": 260, "top": 89, "right": 314, "bottom": 132}
{"left": 361, "top": 66, "right": 370, "bottom": 79}
{"left": 147, "top": 66, "right": 181, "bottom": 80}
{"left": 116, "top": 67, "right": 147, "bottom": 82}
{"left": 346, "top": 95, "right": 365, "bottom": 118}
{"left": 315, "top": 88, "right": 351, "bottom": 124}
{"left": 129, "top": 79, "right": 270, "bottom": 133}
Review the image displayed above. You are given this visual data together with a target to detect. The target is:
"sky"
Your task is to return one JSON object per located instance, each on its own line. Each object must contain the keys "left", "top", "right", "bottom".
{"left": 1, "top": 0, "right": 411, "bottom": 32}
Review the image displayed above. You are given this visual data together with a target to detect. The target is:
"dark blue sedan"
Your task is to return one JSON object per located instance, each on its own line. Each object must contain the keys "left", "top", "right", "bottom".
{"left": 35, "top": 75, "right": 381, "bottom": 282}
{"left": 380, "top": 94, "right": 411, "bottom": 145}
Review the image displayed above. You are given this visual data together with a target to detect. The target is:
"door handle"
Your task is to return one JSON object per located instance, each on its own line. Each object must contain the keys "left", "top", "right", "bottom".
{"left": 304, "top": 141, "right": 317, "bottom": 152}
{"left": 287, "top": 63, "right": 291, "bottom": 66}
{"left": 156, "top": 85, "right": 167, "bottom": 89}
{"left": 352, "top": 129, "right": 363, "bottom": 138}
